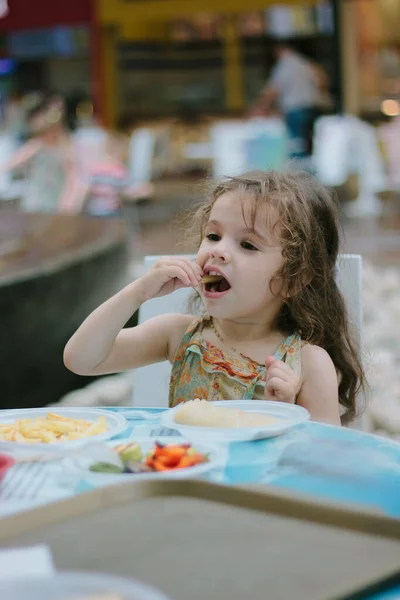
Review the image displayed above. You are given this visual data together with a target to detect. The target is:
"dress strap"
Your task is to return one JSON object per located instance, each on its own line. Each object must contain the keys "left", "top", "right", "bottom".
{"left": 170, "top": 317, "right": 202, "bottom": 364}
{"left": 273, "top": 332, "right": 303, "bottom": 377}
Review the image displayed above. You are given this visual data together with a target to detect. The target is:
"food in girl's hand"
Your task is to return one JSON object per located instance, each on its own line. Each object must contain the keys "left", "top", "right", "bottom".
{"left": 200, "top": 270, "right": 231, "bottom": 293}
{"left": 89, "top": 441, "right": 208, "bottom": 474}
{"left": 174, "top": 399, "right": 280, "bottom": 428}
{"left": 0, "top": 413, "right": 108, "bottom": 444}
{"left": 200, "top": 274, "right": 224, "bottom": 284}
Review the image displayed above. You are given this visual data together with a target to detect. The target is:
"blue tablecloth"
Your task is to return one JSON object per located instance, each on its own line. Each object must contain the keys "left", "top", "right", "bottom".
{"left": 106, "top": 407, "right": 400, "bottom": 516}
{"left": 102, "top": 407, "right": 400, "bottom": 600}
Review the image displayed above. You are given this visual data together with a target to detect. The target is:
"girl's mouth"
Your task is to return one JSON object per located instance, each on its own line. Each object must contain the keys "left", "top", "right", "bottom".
{"left": 201, "top": 274, "right": 231, "bottom": 298}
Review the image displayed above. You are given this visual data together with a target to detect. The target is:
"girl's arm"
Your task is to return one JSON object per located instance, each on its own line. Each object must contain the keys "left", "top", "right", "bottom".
{"left": 5, "top": 139, "right": 41, "bottom": 172}
{"left": 310, "top": 62, "right": 329, "bottom": 90}
{"left": 296, "top": 345, "right": 341, "bottom": 425}
{"left": 64, "top": 257, "right": 202, "bottom": 376}
{"left": 58, "top": 145, "right": 88, "bottom": 213}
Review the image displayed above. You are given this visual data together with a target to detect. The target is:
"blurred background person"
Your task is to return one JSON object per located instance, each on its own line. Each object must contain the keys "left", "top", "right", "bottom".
{"left": 4, "top": 93, "right": 84, "bottom": 213}
{"left": 250, "top": 42, "right": 330, "bottom": 160}
{"left": 3, "top": 88, "right": 25, "bottom": 146}
{"left": 83, "top": 129, "right": 152, "bottom": 219}
{"left": 72, "top": 97, "right": 109, "bottom": 201}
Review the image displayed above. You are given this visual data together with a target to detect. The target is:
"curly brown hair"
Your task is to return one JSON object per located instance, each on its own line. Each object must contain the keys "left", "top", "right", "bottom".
{"left": 182, "top": 170, "right": 366, "bottom": 424}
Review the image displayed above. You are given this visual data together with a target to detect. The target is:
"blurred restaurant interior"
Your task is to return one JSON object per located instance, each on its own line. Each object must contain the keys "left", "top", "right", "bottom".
{"left": 1, "top": 2, "right": 400, "bottom": 596}
{"left": 0, "top": 0, "right": 399, "bottom": 438}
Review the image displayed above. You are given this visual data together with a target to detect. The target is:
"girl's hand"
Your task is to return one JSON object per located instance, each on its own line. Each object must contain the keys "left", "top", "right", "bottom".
{"left": 137, "top": 256, "right": 203, "bottom": 302}
{"left": 264, "top": 356, "right": 302, "bottom": 403}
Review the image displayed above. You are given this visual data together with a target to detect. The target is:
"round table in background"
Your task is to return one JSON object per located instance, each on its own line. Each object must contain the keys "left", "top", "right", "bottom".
{"left": 0, "top": 211, "right": 129, "bottom": 409}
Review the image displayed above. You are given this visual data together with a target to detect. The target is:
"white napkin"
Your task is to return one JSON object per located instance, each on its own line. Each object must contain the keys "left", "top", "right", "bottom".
{"left": 0, "top": 544, "right": 54, "bottom": 581}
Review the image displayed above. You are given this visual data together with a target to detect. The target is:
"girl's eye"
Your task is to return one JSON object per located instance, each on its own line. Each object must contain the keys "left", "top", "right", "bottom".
{"left": 206, "top": 233, "right": 220, "bottom": 242}
{"left": 241, "top": 241, "right": 258, "bottom": 251}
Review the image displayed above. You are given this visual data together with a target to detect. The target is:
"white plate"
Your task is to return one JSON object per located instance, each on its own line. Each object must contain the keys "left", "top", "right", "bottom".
{"left": 63, "top": 436, "right": 227, "bottom": 487}
{"left": 0, "top": 407, "right": 127, "bottom": 461}
{"left": 0, "top": 571, "right": 170, "bottom": 600}
{"left": 160, "top": 400, "right": 310, "bottom": 442}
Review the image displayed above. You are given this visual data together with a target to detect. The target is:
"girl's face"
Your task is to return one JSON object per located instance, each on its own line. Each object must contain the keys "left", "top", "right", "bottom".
{"left": 196, "top": 191, "right": 285, "bottom": 322}
{"left": 29, "top": 104, "right": 64, "bottom": 136}
{"left": 29, "top": 111, "right": 49, "bottom": 135}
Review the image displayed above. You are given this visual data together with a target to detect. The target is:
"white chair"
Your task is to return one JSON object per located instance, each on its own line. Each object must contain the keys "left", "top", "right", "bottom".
{"left": 133, "top": 254, "right": 364, "bottom": 428}
{"left": 128, "top": 128, "right": 156, "bottom": 184}
{"left": 336, "top": 254, "right": 364, "bottom": 429}
{"left": 133, "top": 255, "right": 195, "bottom": 409}
{"left": 210, "top": 118, "right": 289, "bottom": 181}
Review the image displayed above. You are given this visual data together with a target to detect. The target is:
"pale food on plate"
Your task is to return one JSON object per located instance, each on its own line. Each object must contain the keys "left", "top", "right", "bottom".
{"left": 0, "top": 412, "right": 108, "bottom": 444}
{"left": 173, "top": 399, "right": 281, "bottom": 428}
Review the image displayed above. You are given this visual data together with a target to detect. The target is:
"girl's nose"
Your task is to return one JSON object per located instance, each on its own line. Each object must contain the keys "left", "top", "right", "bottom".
{"left": 209, "top": 242, "right": 231, "bottom": 262}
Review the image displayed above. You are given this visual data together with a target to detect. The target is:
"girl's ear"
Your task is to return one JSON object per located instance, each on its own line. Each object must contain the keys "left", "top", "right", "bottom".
{"left": 276, "top": 270, "right": 313, "bottom": 299}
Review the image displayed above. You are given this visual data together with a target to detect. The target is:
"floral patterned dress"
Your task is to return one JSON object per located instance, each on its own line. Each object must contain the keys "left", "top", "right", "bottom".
{"left": 169, "top": 316, "right": 303, "bottom": 407}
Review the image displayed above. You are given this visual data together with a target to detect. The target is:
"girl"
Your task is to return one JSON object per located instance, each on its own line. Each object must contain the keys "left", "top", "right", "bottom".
{"left": 5, "top": 94, "right": 83, "bottom": 214}
{"left": 64, "top": 171, "right": 365, "bottom": 425}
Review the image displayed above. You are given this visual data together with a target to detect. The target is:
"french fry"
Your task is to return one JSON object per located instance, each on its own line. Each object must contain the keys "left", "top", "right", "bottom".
{"left": 45, "top": 412, "right": 78, "bottom": 423}
{"left": 33, "top": 430, "right": 57, "bottom": 443}
{"left": 14, "top": 431, "right": 28, "bottom": 443}
{"left": 200, "top": 274, "right": 224, "bottom": 284}
{"left": 45, "top": 421, "right": 77, "bottom": 434}
{"left": 67, "top": 431, "right": 87, "bottom": 440}
{"left": 83, "top": 416, "right": 108, "bottom": 437}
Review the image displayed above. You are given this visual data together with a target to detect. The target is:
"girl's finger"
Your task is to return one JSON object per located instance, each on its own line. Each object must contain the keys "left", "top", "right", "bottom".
{"left": 195, "top": 253, "right": 209, "bottom": 270}
{"left": 191, "top": 258, "right": 204, "bottom": 274}
{"left": 193, "top": 262, "right": 204, "bottom": 277}
{"left": 167, "top": 258, "right": 202, "bottom": 286}
{"left": 266, "top": 360, "right": 295, "bottom": 377}
{"left": 265, "top": 366, "right": 295, "bottom": 384}
{"left": 164, "top": 266, "right": 192, "bottom": 287}
{"left": 185, "top": 261, "right": 203, "bottom": 285}
{"left": 264, "top": 378, "right": 295, "bottom": 403}
{"left": 157, "top": 257, "right": 198, "bottom": 273}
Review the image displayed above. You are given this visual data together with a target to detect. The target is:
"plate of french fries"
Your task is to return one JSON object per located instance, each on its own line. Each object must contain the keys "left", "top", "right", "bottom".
{"left": 0, "top": 408, "right": 127, "bottom": 461}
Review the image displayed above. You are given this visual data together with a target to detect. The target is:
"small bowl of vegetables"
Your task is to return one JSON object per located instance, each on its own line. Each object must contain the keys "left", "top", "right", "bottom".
{"left": 63, "top": 437, "right": 226, "bottom": 487}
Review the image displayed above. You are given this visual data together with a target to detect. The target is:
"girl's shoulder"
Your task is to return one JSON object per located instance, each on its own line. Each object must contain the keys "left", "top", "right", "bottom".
{"left": 164, "top": 313, "right": 198, "bottom": 362}
{"left": 297, "top": 342, "right": 341, "bottom": 425}
{"left": 301, "top": 343, "right": 336, "bottom": 377}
